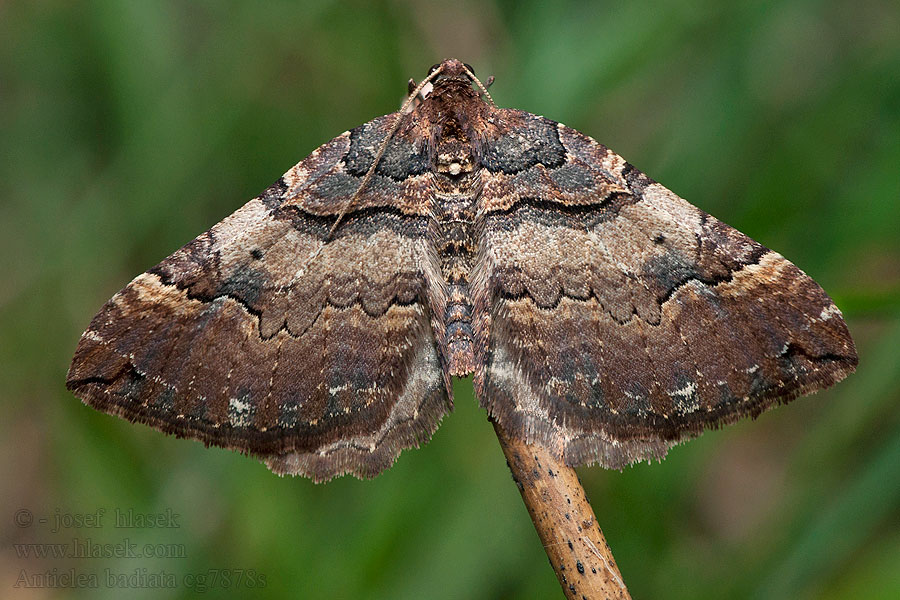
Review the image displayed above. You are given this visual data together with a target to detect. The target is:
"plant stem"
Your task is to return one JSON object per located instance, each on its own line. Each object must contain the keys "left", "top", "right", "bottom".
{"left": 492, "top": 420, "right": 631, "bottom": 600}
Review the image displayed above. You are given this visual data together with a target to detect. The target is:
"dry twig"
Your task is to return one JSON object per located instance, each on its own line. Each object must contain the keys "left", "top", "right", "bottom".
{"left": 493, "top": 421, "right": 631, "bottom": 600}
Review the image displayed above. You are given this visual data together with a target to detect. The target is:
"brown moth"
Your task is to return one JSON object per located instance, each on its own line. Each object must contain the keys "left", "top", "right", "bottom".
{"left": 67, "top": 59, "right": 857, "bottom": 481}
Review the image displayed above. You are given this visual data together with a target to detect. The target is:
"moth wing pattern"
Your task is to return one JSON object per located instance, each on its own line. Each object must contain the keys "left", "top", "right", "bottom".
{"left": 477, "top": 110, "right": 858, "bottom": 468}
{"left": 67, "top": 113, "right": 452, "bottom": 482}
{"left": 68, "top": 59, "right": 858, "bottom": 480}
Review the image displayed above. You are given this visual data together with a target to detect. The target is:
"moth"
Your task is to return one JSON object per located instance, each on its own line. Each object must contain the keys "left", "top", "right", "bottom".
{"left": 67, "top": 59, "right": 857, "bottom": 481}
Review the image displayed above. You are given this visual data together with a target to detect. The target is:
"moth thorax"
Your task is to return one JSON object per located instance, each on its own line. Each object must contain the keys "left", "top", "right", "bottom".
{"left": 435, "top": 140, "right": 475, "bottom": 176}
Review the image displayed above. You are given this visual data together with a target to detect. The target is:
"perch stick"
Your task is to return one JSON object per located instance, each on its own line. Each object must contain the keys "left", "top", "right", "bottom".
{"left": 492, "top": 420, "right": 631, "bottom": 600}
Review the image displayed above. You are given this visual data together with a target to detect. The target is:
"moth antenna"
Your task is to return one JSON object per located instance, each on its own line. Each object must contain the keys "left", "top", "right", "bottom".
{"left": 416, "top": 83, "right": 433, "bottom": 104}
{"left": 465, "top": 65, "right": 495, "bottom": 107}
{"left": 325, "top": 66, "right": 444, "bottom": 242}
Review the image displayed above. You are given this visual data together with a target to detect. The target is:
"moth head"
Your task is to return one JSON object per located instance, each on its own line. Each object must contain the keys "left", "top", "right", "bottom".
{"left": 423, "top": 59, "right": 494, "bottom": 106}
{"left": 427, "top": 59, "right": 473, "bottom": 80}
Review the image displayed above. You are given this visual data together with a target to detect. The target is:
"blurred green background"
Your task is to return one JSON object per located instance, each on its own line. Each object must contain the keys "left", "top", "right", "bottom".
{"left": 2, "top": 1, "right": 899, "bottom": 598}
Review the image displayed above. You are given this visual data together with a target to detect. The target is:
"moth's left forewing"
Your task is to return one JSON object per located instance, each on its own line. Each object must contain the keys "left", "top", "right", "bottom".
{"left": 476, "top": 116, "right": 857, "bottom": 468}
{"left": 67, "top": 113, "right": 452, "bottom": 482}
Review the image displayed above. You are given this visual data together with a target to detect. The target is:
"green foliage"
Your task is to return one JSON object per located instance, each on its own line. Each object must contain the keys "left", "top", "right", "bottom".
{"left": 1, "top": 1, "right": 898, "bottom": 598}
